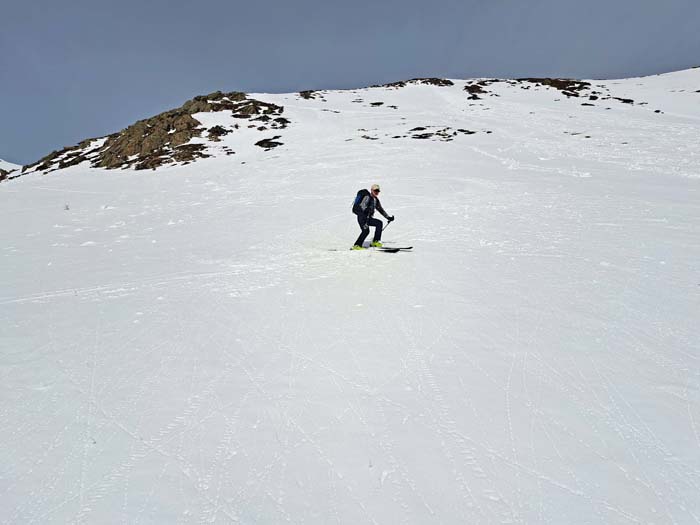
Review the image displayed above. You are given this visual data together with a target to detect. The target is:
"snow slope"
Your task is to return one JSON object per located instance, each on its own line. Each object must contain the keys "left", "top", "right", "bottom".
{"left": 0, "top": 158, "right": 20, "bottom": 172}
{"left": 1, "top": 70, "right": 699, "bottom": 523}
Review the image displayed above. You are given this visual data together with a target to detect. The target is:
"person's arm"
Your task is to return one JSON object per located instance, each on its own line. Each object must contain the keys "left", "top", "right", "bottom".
{"left": 376, "top": 198, "right": 393, "bottom": 220}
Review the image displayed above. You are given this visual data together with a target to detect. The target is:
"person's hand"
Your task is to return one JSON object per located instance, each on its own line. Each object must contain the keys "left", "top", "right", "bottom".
{"left": 362, "top": 222, "right": 369, "bottom": 230}
{"left": 388, "top": 216, "right": 395, "bottom": 222}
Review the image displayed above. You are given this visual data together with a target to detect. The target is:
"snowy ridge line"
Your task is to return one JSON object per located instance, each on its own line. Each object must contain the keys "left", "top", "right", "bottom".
{"left": 7, "top": 68, "right": 700, "bottom": 182}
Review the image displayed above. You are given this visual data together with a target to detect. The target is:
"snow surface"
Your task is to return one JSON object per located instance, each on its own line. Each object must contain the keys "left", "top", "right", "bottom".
{"left": 1, "top": 70, "right": 699, "bottom": 523}
{"left": 0, "top": 158, "right": 20, "bottom": 172}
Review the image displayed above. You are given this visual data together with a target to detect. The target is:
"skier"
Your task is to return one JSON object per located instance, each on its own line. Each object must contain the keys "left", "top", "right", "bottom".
{"left": 352, "top": 184, "right": 394, "bottom": 249}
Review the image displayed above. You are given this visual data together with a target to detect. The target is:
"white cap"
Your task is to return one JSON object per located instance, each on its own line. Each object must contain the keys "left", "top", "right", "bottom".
{"left": 371, "top": 184, "right": 380, "bottom": 192}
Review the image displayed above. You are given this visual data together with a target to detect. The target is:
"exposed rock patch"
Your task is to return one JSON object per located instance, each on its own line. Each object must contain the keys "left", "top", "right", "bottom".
{"left": 396, "top": 126, "right": 482, "bottom": 142}
{"left": 299, "top": 90, "right": 328, "bottom": 102}
{"left": 230, "top": 99, "right": 284, "bottom": 119}
{"left": 351, "top": 125, "right": 485, "bottom": 143}
{"left": 461, "top": 78, "right": 653, "bottom": 110}
{"left": 254, "top": 116, "right": 290, "bottom": 129}
{"left": 464, "top": 80, "right": 501, "bottom": 99}
{"left": 208, "top": 125, "right": 232, "bottom": 141}
{"left": 464, "top": 78, "right": 603, "bottom": 101}
{"left": 464, "top": 83, "right": 487, "bottom": 100}
{"left": 255, "top": 136, "right": 284, "bottom": 150}
{"left": 517, "top": 78, "right": 592, "bottom": 97}
{"left": 299, "top": 90, "right": 320, "bottom": 100}
{"left": 376, "top": 78, "right": 454, "bottom": 89}
{"left": 410, "top": 127, "right": 478, "bottom": 141}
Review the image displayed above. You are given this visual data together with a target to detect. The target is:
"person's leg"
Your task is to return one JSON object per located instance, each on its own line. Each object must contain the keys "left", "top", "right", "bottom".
{"left": 354, "top": 217, "right": 370, "bottom": 247}
{"left": 369, "top": 217, "right": 384, "bottom": 242}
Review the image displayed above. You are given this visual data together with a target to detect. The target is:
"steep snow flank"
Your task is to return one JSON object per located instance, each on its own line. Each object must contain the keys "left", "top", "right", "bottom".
{"left": 1, "top": 69, "right": 699, "bottom": 523}
{"left": 0, "top": 158, "right": 21, "bottom": 181}
{"left": 0, "top": 158, "right": 20, "bottom": 171}
{"left": 600, "top": 68, "right": 700, "bottom": 120}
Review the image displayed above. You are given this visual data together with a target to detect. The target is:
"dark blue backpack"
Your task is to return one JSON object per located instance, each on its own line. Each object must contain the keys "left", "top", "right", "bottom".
{"left": 352, "top": 189, "right": 370, "bottom": 215}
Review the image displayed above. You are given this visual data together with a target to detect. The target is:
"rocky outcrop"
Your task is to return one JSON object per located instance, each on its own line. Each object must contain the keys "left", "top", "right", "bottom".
{"left": 23, "top": 91, "right": 288, "bottom": 174}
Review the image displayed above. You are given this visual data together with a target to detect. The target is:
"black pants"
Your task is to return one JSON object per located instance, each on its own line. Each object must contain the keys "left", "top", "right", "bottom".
{"left": 354, "top": 217, "right": 383, "bottom": 247}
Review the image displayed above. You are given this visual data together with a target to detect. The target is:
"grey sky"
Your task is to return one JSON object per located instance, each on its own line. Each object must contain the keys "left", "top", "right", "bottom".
{"left": 2, "top": 0, "right": 699, "bottom": 165}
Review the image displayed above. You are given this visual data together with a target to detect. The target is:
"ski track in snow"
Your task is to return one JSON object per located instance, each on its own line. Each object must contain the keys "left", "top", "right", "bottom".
{"left": 2, "top": 71, "right": 700, "bottom": 523}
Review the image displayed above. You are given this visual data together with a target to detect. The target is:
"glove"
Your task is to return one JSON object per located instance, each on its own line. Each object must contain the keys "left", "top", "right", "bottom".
{"left": 388, "top": 216, "right": 395, "bottom": 222}
{"left": 362, "top": 222, "right": 369, "bottom": 230}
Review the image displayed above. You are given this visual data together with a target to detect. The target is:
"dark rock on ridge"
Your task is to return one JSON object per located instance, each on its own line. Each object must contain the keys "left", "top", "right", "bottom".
{"left": 299, "top": 90, "right": 321, "bottom": 100}
{"left": 517, "top": 78, "right": 592, "bottom": 97}
{"left": 463, "top": 79, "right": 503, "bottom": 99}
{"left": 464, "top": 78, "right": 596, "bottom": 100}
{"left": 376, "top": 78, "right": 454, "bottom": 89}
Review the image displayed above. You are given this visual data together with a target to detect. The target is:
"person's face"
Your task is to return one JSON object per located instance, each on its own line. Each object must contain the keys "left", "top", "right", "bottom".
{"left": 372, "top": 189, "right": 380, "bottom": 197}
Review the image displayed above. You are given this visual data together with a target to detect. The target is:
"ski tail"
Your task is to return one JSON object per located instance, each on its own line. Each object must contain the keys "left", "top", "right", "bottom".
{"left": 378, "top": 246, "right": 412, "bottom": 251}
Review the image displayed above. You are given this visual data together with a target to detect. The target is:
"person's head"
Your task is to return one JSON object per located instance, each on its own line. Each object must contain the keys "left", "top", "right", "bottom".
{"left": 371, "top": 184, "right": 381, "bottom": 196}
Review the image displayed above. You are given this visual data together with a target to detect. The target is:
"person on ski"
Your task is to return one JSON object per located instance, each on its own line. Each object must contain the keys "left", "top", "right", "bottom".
{"left": 352, "top": 184, "right": 394, "bottom": 249}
